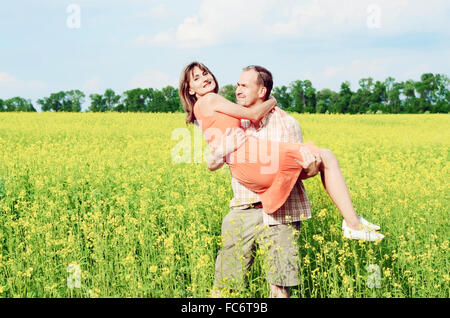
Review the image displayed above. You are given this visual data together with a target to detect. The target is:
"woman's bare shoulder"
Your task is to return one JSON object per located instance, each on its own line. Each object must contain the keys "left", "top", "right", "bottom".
{"left": 196, "top": 93, "right": 219, "bottom": 116}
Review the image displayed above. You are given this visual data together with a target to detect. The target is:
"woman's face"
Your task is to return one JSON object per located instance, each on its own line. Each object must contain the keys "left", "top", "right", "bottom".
{"left": 188, "top": 66, "right": 216, "bottom": 98}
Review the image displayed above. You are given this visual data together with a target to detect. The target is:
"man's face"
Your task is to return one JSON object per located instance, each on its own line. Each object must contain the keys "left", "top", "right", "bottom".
{"left": 235, "top": 70, "right": 265, "bottom": 107}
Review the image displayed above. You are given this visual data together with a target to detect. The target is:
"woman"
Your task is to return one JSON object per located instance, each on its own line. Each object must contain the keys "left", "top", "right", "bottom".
{"left": 179, "top": 62, "right": 384, "bottom": 241}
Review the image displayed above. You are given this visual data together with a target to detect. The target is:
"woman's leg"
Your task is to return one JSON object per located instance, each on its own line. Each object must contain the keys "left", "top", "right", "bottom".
{"left": 318, "top": 149, "right": 361, "bottom": 230}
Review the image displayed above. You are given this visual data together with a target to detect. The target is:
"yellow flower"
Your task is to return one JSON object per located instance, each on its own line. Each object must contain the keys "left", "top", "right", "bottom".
{"left": 149, "top": 265, "right": 158, "bottom": 273}
{"left": 312, "top": 234, "right": 324, "bottom": 244}
{"left": 162, "top": 267, "right": 171, "bottom": 276}
{"left": 123, "top": 253, "right": 135, "bottom": 265}
{"left": 88, "top": 289, "right": 100, "bottom": 298}
{"left": 317, "top": 208, "right": 327, "bottom": 218}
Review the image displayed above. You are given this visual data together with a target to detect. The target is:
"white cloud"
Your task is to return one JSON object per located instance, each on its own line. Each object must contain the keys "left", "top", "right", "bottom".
{"left": 82, "top": 76, "right": 101, "bottom": 93}
{"left": 303, "top": 54, "right": 445, "bottom": 91}
{"left": 148, "top": 4, "right": 167, "bottom": 19}
{"left": 137, "top": 3, "right": 168, "bottom": 19}
{"left": 298, "top": 58, "right": 396, "bottom": 90}
{"left": 265, "top": 0, "right": 450, "bottom": 37}
{"left": 136, "top": 31, "right": 174, "bottom": 47}
{"left": 0, "top": 72, "right": 19, "bottom": 88}
{"left": 136, "top": 0, "right": 450, "bottom": 48}
{"left": 0, "top": 72, "right": 48, "bottom": 99}
{"left": 136, "top": 0, "right": 275, "bottom": 48}
{"left": 128, "top": 70, "right": 178, "bottom": 89}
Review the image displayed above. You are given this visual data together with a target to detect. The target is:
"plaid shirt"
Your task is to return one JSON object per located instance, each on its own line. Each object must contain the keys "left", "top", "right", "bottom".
{"left": 228, "top": 106, "right": 312, "bottom": 225}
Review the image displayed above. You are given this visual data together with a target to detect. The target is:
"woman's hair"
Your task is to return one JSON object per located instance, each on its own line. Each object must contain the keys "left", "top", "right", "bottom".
{"left": 179, "top": 62, "right": 219, "bottom": 125}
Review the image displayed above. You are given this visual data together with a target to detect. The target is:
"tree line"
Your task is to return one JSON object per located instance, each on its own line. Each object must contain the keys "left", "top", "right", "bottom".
{"left": 0, "top": 73, "right": 448, "bottom": 114}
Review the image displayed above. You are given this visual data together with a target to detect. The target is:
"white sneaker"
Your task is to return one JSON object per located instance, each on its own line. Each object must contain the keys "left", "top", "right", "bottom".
{"left": 342, "top": 217, "right": 380, "bottom": 231}
{"left": 342, "top": 220, "right": 385, "bottom": 242}
{"left": 359, "top": 216, "right": 381, "bottom": 231}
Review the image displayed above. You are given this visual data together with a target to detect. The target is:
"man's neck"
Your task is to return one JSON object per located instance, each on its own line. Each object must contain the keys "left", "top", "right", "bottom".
{"left": 248, "top": 100, "right": 265, "bottom": 128}
{"left": 249, "top": 100, "right": 274, "bottom": 129}
{"left": 251, "top": 118, "right": 263, "bottom": 130}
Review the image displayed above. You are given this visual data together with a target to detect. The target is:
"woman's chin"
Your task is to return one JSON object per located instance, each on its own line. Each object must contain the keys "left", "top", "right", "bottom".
{"left": 202, "top": 88, "right": 215, "bottom": 95}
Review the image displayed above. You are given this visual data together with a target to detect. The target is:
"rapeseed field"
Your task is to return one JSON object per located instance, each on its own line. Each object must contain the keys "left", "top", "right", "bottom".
{"left": 0, "top": 112, "right": 448, "bottom": 298}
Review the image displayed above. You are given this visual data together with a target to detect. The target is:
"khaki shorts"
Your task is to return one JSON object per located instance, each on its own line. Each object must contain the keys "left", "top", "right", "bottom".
{"left": 214, "top": 207, "right": 301, "bottom": 289}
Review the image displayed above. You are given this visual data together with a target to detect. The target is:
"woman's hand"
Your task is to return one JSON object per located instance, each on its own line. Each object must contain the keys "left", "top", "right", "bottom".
{"left": 216, "top": 128, "right": 246, "bottom": 158}
{"left": 269, "top": 95, "right": 277, "bottom": 104}
{"left": 206, "top": 128, "right": 246, "bottom": 171}
{"left": 297, "top": 147, "right": 322, "bottom": 179}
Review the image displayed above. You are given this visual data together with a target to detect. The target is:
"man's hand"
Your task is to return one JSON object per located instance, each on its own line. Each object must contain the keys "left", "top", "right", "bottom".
{"left": 206, "top": 128, "right": 246, "bottom": 171}
{"left": 296, "top": 147, "right": 322, "bottom": 179}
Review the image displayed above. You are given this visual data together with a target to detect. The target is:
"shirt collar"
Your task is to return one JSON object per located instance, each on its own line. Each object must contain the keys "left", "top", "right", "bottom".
{"left": 252, "top": 106, "right": 277, "bottom": 131}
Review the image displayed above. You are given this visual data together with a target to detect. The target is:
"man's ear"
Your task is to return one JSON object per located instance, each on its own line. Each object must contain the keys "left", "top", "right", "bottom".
{"left": 258, "top": 87, "right": 267, "bottom": 99}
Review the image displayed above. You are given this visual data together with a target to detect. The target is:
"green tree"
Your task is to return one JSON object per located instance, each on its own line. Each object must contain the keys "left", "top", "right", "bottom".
{"left": 415, "top": 73, "right": 436, "bottom": 112}
{"left": 385, "top": 78, "right": 402, "bottom": 113}
{"left": 403, "top": 80, "right": 420, "bottom": 113}
{"left": 272, "top": 86, "right": 292, "bottom": 110}
{"left": 351, "top": 77, "right": 374, "bottom": 114}
{"left": 149, "top": 89, "right": 167, "bottom": 112}
{"left": 162, "top": 86, "right": 182, "bottom": 112}
{"left": 304, "top": 85, "right": 317, "bottom": 113}
{"left": 4, "top": 97, "right": 36, "bottom": 112}
{"left": 316, "top": 89, "right": 335, "bottom": 113}
{"left": 373, "top": 81, "right": 387, "bottom": 105}
{"left": 336, "top": 81, "right": 353, "bottom": 113}
{"left": 290, "top": 80, "right": 316, "bottom": 113}
{"left": 37, "top": 91, "right": 65, "bottom": 112}
{"left": 142, "top": 88, "right": 155, "bottom": 112}
{"left": 219, "top": 85, "right": 237, "bottom": 103}
{"left": 0, "top": 98, "right": 4, "bottom": 112}
{"left": 349, "top": 90, "right": 363, "bottom": 114}
{"left": 433, "top": 74, "right": 450, "bottom": 113}
{"left": 88, "top": 93, "right": 106, "bottom": 112}
{"left": 63, "top": 90, "right": 85, "bottom": 112}
{"left": 121, "top": 88, "right": 146, "bottom": 112}
{"left": 104, "top": 89, "right": 120, "bottom": 112}
{"left": 387, "top": 82, "right": 403, "bottom": 113}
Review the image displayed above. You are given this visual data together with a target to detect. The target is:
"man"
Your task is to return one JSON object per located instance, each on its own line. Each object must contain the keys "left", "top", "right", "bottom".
{"left": 206, "top": 65, "right": 321, "bottom": 298}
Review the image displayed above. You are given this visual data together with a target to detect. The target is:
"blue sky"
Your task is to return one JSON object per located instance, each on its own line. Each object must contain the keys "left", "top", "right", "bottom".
{"left": 1, "top": 0, "right": 449, "bottom": 112}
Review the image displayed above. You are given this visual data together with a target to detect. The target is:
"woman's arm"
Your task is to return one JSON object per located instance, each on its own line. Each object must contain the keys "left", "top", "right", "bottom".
{"left": 201, "top": 93, "right": 276, "bottom": 122}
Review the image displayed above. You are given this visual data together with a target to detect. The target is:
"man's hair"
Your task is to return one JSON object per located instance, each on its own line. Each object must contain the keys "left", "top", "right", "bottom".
{"left": 242, "top": 65, "right": 273, "bottom": 101}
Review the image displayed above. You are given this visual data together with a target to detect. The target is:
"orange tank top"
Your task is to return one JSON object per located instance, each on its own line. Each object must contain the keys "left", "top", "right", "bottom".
{"left": 193, "top": 102, "right": 242, "bottom": 149}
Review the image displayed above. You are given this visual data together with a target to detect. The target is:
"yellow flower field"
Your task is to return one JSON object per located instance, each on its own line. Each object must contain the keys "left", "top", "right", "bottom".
{"left": 0, "top": 112, "right": 448, "bottom": 298}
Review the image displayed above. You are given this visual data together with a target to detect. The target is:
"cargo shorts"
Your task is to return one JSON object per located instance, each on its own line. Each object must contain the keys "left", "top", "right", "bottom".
{"left": 214, "top": 207, "right": 301, "bottom": 289}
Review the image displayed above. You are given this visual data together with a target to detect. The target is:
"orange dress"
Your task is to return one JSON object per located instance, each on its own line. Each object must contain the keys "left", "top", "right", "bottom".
{"left": 194, "top": 103, "right": 321, "bottom": 214}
